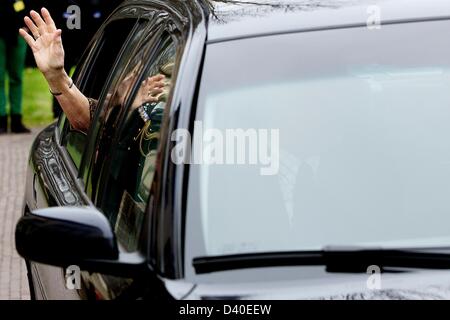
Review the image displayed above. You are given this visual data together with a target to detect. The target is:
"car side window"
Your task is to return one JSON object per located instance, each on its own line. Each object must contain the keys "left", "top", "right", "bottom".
{"left": 60, "top": 18, "right": 139, "bottom": 169}
{"left": 82, "top": 21, "right": 162, "bottom": 198}
{"left": 95, "top": 32, "right": 179, "bottom": 252}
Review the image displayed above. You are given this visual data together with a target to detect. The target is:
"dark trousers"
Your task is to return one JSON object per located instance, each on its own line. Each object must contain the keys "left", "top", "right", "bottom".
{"left": 0, "top": 36, "right": 27, "bottom": 116}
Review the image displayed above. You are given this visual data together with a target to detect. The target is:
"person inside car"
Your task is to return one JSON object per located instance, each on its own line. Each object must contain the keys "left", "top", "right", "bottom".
{"left": 18, "top": 7, "right": 167, "bottom": 132}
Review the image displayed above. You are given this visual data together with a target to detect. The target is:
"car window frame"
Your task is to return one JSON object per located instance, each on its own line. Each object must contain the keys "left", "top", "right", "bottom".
{"left": 79, "top": 21, "right": 167, "bottom": 198}
{"left": 56, "top": 17, "right": 143, "bottom": 172}
{"left": 76, "top": 20, "right": 184, "bottom": 299}
{"left": 101, "top": 29, "right": 181, "bottom": 248}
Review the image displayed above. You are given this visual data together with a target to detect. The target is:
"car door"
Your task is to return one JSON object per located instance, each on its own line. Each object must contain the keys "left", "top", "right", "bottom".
{"left": 79, "top": 23, "right": 182, "bottom": 300}
{"left": 30, "top": 12, "right": 148, "bottom": 300}
{"left": 28, "top": 1, "right": 186, "bottom": 300}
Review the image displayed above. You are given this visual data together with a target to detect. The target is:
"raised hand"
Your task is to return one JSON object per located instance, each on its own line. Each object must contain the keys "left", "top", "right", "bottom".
{"left": 132, "top": 74, "right": 166, "bottom": 109}
{"left": 19, "top": 8, "right": 64, "bottom": 77}
{"left": 142, "top": 74, "right": 166, "bottom": 103}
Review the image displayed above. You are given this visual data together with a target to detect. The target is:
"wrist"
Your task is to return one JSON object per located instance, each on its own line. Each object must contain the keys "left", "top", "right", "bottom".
{"left": 44, "top": 69, "right": 71, "bottom": 94}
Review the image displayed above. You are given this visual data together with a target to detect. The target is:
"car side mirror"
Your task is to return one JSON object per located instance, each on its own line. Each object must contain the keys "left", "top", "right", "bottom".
{"left": 15, "top": 207, "right": 147, "bottom": 278}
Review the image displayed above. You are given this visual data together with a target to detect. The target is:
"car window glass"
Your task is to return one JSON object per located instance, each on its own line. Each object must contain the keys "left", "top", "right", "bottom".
{"left": 61, "top": 19, "right": 138, "bottom": 169}
{"left": 84, "top": 22, "right": 161, "bottom": 200}
{"left": 186, "top": 21, "right": 450, "bottom": 264}
{"left": 97, "top": 33, "right": 177, "bottom": 251}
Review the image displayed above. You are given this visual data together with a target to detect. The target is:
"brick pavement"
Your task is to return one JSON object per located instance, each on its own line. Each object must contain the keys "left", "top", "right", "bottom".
{"left": 0, "top": 131, "right": 36, "bottom": 300}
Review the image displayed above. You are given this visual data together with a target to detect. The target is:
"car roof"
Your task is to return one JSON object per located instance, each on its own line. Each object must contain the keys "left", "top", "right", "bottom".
{"left": 203, "top": 0, "right": 450, "bottom": 43}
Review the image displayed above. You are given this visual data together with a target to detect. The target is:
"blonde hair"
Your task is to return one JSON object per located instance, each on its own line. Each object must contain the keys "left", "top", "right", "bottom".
{"left": 138, "top": 60, "right": 175, "bottom": 157}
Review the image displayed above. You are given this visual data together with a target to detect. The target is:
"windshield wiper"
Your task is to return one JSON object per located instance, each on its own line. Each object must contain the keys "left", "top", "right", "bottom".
{"left": 192, "top": 246, "right": 450, "bottom": 274}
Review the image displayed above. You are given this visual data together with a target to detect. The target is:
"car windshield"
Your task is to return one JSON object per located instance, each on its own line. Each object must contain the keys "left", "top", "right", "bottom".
{"left": 186, "top": 20, "right": 450, "bottom": 261}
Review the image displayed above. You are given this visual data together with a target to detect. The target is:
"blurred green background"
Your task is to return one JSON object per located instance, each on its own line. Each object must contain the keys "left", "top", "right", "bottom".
{"left": 22, "top": 68, "right": 54, "bottom": 127}
{"left": 4, "top": 68, "right": 54, "bottom": 128}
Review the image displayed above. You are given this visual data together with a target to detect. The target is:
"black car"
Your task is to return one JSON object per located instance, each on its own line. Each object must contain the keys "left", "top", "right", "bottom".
{"left": 15, "top": 0, "right": 450, "bottom": 299}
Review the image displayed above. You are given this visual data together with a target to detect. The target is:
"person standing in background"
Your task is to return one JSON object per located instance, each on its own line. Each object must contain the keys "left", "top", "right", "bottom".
{"left": 0, "top": 0, "right": 31, "bottom": 133}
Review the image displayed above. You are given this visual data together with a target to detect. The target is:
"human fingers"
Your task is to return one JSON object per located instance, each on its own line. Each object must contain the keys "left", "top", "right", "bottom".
{"left": 41, "top": 7, "right": 57, "bottom": 32}
{"left": 148, "top": 87, "right": 164, "bottom": 97}
{"left": 19, "top": 28, "right": 36, "bottom": 50}
{"left": 24, "top": 16, "right": 41, "bottom": 39}
{"left": 30, "top": 10, "right": 47, "bottom": 35}
{"left": 149, "top": 80, "right": 166, "bottom": 89}
{"left": 53, "top": 29, "right": 63, "bottom": 44}
{"left": 149, "top": 74, "right": 165, "bottom": 82}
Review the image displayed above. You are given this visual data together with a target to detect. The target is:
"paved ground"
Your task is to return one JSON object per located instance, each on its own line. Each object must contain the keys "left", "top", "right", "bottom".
{"left": 0, "top": 131, "right": 36, "bottom": 300}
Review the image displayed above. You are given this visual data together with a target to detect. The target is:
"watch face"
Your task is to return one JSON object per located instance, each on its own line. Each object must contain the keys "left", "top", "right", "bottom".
{"left": 137, "top": 105, "right": 150, "bottom": 123}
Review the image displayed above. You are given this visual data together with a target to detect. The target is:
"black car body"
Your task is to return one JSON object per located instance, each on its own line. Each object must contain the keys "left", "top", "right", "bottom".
{"left": 15, "top": 0, "right": 450, "bottom": 299}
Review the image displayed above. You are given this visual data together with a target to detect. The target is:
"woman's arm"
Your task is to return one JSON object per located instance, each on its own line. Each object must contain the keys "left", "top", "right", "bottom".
{"left": 19, "top": 8, "right": 91, "bottom": 131}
